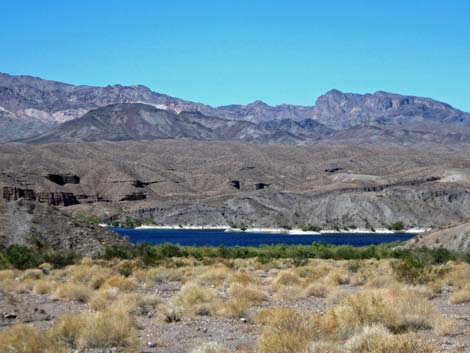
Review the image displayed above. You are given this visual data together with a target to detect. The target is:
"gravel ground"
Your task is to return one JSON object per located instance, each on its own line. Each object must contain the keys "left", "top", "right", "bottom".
{"left": 1, "top": 282, "right": 470, "bottom": 352}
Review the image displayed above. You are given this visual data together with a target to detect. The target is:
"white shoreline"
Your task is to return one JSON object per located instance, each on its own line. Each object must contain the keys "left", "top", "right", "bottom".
{"left": 129, "top": 224, "right": 428, "bottom": 234}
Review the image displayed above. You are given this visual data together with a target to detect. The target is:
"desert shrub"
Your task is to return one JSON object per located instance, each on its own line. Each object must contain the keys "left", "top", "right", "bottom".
{"left": 191, "top": 342, "right": 232, "bottom": 353}
{"left": 391, "top": 258, "right": 447, "bottom": 285}
{"left": 228, "top": 283, "right": 266, "bottom": 303}
{"left": 0, "top": 324, "right": 67, "bottom": 353}
{"left": 76, "top": 309, "right": 139, "bottom": 351}
{"left": 196, "top": 265, "right": 232, "bottom": 286}
{"left": 33, "top": 279, "right": 56, "bottom": 294}
{"left": 449, "top": 285, "right": 470, "bottom": 304}
{"left": 101, "top": 275, "right": 138, "bottom": 291}
{"left": 272, "top": 270, "right": 302, "bottom": 287}
{"left": 219, "top": 298, "right": 250, "bottom": 318}
{"left": 302, "top": 224, "right": 322, "bottom": 232}
{"left": 89, "top": 288, "right": 120, "bottom": 311}
{"left": 177, "top": 283, "right": 218, "bottom": 315}
{"left": 21, "top": 269, "right": 43, "bottom": 280}
{"left": 325, "top": 287, "right": 453, "bottom": 335}
{"left": 5, "top": 245, "right": 39, "bottom": 269}
{"left": 75, "top": 214, "right": 101, "bottom": 224}
{"left": 103, "top": 244, "right": 136, "bottom": 260}
{"left": 387, "top": 222, "right": 405, "bottom": 232}
{"left": 54, "top": 283, "right": 92, "bottom": 303}
{"left": 345, "top": 324, "right": 439, "bottom": 353}
{"left": 257, "top": 307, "right": 316, "bottom": 353}
{"left": 302, "top": 282, "right": 331, "bottom": 298}
{"left": 51, "top": 313, "right": 88, "bottom": 348}
{"left": 43, "top": 250, "right": 78, "bottom": 268}
{"left": 160, "top": 301, "right": 183, "bottom": 323}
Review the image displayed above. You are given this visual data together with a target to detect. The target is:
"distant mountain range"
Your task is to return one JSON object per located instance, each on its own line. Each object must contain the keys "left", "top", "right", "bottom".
{"left": 2, "top": 72, "right": 470, "bottom": 144}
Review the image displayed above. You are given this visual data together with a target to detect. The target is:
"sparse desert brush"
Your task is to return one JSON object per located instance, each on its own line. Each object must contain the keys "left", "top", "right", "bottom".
{"left": 39, "top": 262, "right": 53, "bottom": 272}
{"left": 307, "top": 341, "right": 343, "bottom": 353}
{"left": 33, "top": 279, "right": 57, "bottom": 294}
{"left": 54, "top": 283, "right": 92, "bottom": 303}
{"left": 302, "top": 282, "right": 331, "bottom": 298}
{"left": 0, "top": 324, "right": 67, "bottom": 353}
{"left": 449, "top": 285, "right": 470, "bottom": 304}
{"left": 218, "top": 298, "right": 250, "bottom": 318}
{"left": 228, "top": 283, "right": 267, "bottom": 303}
{"left": 257, "top": 307, "right": 317, "bottom": 353}
{"left": 231, "top": 270, "right": 257, "bottom": 285}
{"left": 88, "top": 267, "right": 115, "bottom": 289}
{"left": 196, "top": 265, "right": 232, "bottom": 286}
{"left": 324, "top": 269, "right": 350, "bottom": 286}
{"left": 114, "top": 292, "right": 162, "bottom": 315}
{"left": 21, "top": 269, "right": 43, "bottom": 280}
{"left": 325, "top": 287, "right": 453, "bottom": 335}
{"left": 296, "top": 263, "right": 331, "bottom": 281}
{"left": 76, "top": 308, "right": 139, "bottom": 351}
{"left": 0, "top": 269, "right": 18, "bottom": 281}
{"left": 191, "top": 341, "right": 233, "bottom": 353}
{"left": 345, "top": 324, "right": 439, "bottom": 353}
{"left": 326, "top": 287, "right": 349, "bottom": 305}
{"left": 51, "top": 313, "right": 88, "bottom": 348}
{"left": 89, "top": 288, "right": 120, "bottom": 311}
{"left": 272, "top": 269, "right": 302, "bottom": 288}
{"left": 80, "top": 257, "right": 94, "bottom": 266}
{"left": 273, "top": 284, "right": 303, "bottom": 300}
{"left": 365, "top": 274, "right": 399, "bottom": 288}
{"left": 350, "top": 273, "right": 367, "bottom": 286}
{"left": 176, "top": 283, "right": 219, "bottom": 315}
{"left": 101, "top": 275, "right": 138, "bottom": 291}
{"left": 391, "top": 259, "right": 448, "bottom": 285}
{"left": 135, "top": 266, "right": 183, "bottom": 284}
{"left": 160, "top": 300, "right": 183, "bottom": 323}
{"left": 113, "top": 259, "right": 143, "bottom": 277}
{"left": 440, "top": 262, "right": 470, "bottom": 289}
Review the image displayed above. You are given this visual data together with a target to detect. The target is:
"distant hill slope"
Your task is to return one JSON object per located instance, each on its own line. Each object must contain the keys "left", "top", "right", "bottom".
{"left": 0, "top": 199, "right": 128, "bottom": 256}
{"left": 406, "top": 223, "right": 470, "bottom": 252}
{"left": 21, "top": 103, "right": 334, "bottom": 144}
{"left": 2, "top": 72, "right": 470, "bottom": 144}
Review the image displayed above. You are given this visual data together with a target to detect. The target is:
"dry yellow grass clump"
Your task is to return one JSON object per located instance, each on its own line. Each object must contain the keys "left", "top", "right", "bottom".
{"left": 33, "top": 279, "right": 57, "bottom": 294}
{"left": 325, "top": 287, "right": 454, "bottom": 336}
{"left": 50, "top": 309, "right": 139, "bottom": 351}
{"left": 257, "top": 307, "right": 316, "bottom": 353}
{"left": 177, "top": 283, "right": 219, "bottom": 315}
{"left": 0, "top": 324, "right": 67, "bottom": 353}
{"left": 345, "top": 324, "right": 439, "bottom": 353}
{"left": 101, "top": 275, "right": 138, "bottom": 291}
{"left": 191, "top": 341, "right": 233, "bottom": 353}
{"left": 54, "top": 282, "right": 92, "bottom": 303}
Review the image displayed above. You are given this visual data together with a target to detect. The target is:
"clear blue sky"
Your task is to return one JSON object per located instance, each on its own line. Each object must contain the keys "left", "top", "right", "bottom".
{"left": 1, "top": 0, "right": 469, "bottom": 111}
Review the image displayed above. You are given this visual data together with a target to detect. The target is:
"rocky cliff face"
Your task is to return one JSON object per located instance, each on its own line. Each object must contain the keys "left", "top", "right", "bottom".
{"left": 2, "top": 187, "right": 79, "bottom": 207}
{"left": 312, "top": 90, "right": 470, "bottom": 129}
{"left": 0, "top": 199, "right": 128, "bottom": 256}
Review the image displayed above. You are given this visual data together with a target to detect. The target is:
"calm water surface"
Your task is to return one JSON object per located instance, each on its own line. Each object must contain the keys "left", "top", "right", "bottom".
{"left": 110, "top": 228, "right": 414, "bottom": 247}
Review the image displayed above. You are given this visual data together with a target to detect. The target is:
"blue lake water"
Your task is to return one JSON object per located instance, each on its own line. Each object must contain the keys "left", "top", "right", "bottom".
{"left": 109, "top": 228, "right": 415, "bottom": 247}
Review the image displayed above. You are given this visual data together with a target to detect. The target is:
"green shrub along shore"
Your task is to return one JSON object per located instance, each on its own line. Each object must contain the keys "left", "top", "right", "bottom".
{"left": 1, "top": 241, "right": 469, "bottom": 272}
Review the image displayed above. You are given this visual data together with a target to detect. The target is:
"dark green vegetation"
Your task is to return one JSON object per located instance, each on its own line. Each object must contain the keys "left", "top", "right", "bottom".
{"left": 0, "top": 245, "right": 79, "bottom": 270}
{"left": 108, "top": 217, "right": 155, "bottom": 229}
{"left": 2, "top": 242, "right": 468, "bottom": 273}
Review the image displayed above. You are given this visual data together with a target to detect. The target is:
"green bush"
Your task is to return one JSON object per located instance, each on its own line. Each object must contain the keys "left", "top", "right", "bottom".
{"left": 5, "top": 245, "right": 40, "bottom": 269}
{"left": 75, "top": 214, "right": 101, "bottom": 225}
{"left": 301, "top": 224, "right": 322, "bottom": 232}
{"left": 43, "top": 250, "right": 79, "bottom": 268}
{"left": 387, "top": 221, "right": 405, "bottom": 231}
